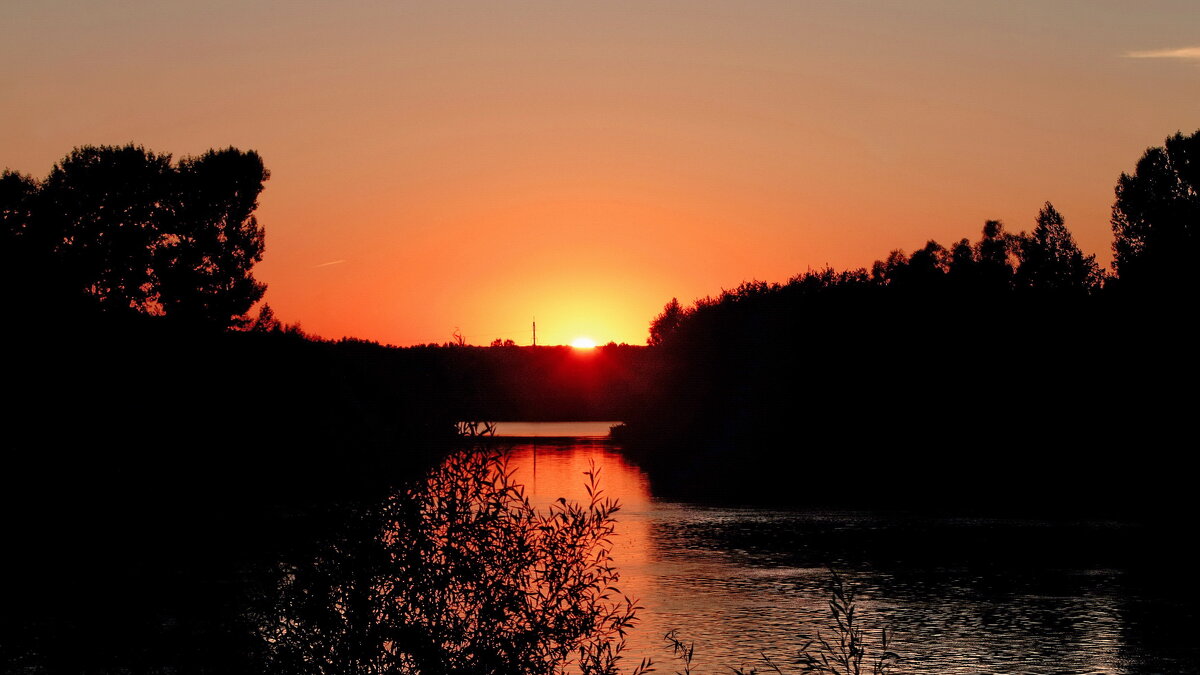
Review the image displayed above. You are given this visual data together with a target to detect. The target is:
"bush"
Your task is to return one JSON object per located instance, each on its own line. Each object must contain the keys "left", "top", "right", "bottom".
{"left": 259, "top": 450, "right": 649, "bottom": 675}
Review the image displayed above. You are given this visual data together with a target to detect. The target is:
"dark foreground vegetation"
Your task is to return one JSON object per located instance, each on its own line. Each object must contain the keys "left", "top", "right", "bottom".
{"left": 259, "top": 450, "right": 649, "bottom": 675}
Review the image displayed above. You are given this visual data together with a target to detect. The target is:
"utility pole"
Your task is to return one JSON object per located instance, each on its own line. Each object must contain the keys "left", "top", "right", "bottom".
{"left": 532, "top": 319, "right": 537, "bottom": 347}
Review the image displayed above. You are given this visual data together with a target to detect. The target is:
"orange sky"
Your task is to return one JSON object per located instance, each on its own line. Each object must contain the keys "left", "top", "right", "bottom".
{"left": 4, "top": 2, "right": 1198, "bottom": 345}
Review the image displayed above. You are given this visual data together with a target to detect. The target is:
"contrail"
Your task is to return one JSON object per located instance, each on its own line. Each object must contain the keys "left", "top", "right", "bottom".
{"left": 1125, "top": 46, "right": 1200, "bottom": 60}
{"left": 313, "top": 259, "right": 347, "bottom": 268}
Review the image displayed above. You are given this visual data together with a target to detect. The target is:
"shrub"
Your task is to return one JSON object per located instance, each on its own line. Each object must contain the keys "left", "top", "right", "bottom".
{"left": 260, "top": 450, "right": 649, "bottom": 675}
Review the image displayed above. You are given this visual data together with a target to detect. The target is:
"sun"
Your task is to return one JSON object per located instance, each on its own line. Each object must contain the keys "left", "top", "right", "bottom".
{"left": 570, "top": 336, "right": 597, "bottom": 349}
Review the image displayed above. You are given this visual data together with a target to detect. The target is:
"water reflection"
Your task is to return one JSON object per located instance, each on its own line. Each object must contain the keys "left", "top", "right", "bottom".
{"left": 492, "top": 421, "right": 622, "bottom": 438}
{"left": 496, "top": 442, "right": 1183, "bottom": 674}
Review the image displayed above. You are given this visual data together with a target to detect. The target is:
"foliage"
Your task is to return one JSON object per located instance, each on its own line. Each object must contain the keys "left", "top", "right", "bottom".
{"left": 975, "top": 219, "right": 1021, "bottom": 292}
{"left": 1016, "top": 202, "right": 1102, "bottom": 293}
{"left": 251, "top": 302, "right": 282, "bottom": 333}
{"left": 653, "top": 206, "right": 1106, "bottom": 345}
{"left": 663, "top": 630, "right": 696, "bottom": 675}
{"left": 38, "top": 145, "right": 177, "bottom": 312}
{"left": 1111, "top": 129, "right": 1200, "bottom": 290}
{"left": 1, "top": 144, "right": 268, "bottom": 328}
{"left": 156, "top": 147, "right": 268, "bottom": 326}
{"left": 649, "top": 297, "right": 687, "bottom": 346}
{"left": 260, "top": 450, "right": 649, "bottom": 675}
{"left": 0, "top": 169, "right": 38, "bottom": 241}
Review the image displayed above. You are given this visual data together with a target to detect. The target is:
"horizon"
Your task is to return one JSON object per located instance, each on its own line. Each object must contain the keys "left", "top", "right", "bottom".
{"left": 4, "top": 1, "right": 1198, "bottom": 346}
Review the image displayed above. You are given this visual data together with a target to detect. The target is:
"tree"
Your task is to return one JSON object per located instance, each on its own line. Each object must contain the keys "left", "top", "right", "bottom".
{"left": 1016, "top": 202, "right": 1102, "bottom": 293}
{"left": 870, "top": 249, "right": 909, "bottom": 286}
{"left": 1111, "top": 130, "right": 1200, "bottom": 291}
{"left": 1, "top": 144, "right": 269, "bottom": 328}
{"left": 0, "top": 170, "right": 52, "bottom": 308}
{"left": 38, "top": 145, "right": 176, "bottom": 313}
{"left": 905, "top": 239, "right": 949, "bottom": 290}
{"left": 250, "top": 303, "right": 282, "bottom": 333}
{"left": 0, "top": 169, "right": 38, "bottom": 242}
{"left": 975, "top": 219, "right": 1019, "bottom": 292}
{"left": 156, "top": 147, "right": 268, "bottom": 328}
{"left": 946, "top": 237, "right": 978, "bottom": 289}
{"left": 648, "top": 297, "right": 685, "bottom": 346}
{"left": 869, "top": 242, "right": 947, "bottom": 291}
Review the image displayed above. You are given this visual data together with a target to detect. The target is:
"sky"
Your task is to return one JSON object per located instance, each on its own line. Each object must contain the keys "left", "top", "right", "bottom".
{"left": 3, "top": 1, "right": 1198, "bottom": 346}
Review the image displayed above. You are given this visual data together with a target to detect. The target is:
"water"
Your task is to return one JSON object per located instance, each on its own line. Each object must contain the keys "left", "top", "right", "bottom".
{"left": 490, "top": 432, "right": 1196, "bottom": 674}
{"left": 491, "top": 420, "right": 621, "bottom": 438}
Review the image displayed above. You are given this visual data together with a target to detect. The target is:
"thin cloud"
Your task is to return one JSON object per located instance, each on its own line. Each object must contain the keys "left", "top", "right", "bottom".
{"left": 1125, "top": 46, "right": 1200, "bottom": 60}
{"left": 312, "top": 259, "right": 347, "bottom": 268}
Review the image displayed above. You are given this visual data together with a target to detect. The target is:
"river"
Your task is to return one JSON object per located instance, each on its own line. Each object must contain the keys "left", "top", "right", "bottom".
{"left": 485, "top": 422, "right": 1197, "bottom": 675}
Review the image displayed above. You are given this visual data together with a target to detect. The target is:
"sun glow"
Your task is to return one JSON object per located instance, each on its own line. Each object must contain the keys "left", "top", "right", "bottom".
{"left": 570, "top": 337, "right": 597, "bottom": 349}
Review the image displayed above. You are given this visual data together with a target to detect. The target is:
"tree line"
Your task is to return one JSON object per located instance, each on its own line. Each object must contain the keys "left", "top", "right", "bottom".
{"left": 650, "top": 129, "right": 1199, "bottom": 349}
{"left": 626, "top": 130, "right": 1199, "bottom": 510}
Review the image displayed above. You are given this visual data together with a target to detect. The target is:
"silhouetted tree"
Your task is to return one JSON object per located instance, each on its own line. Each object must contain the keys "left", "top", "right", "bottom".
{"left": 38, "top": 145, "right": 175, "bottom": 313}
{"left": 648, "top": 297, "right": 686, "bottom": 346}
{"left": 1111, "top": 130, "right": 1200, "bottom": 291}
{"left": 871, "top": 249, "right": 909, "bottom": 286}
{"left": 251, "top": 303, "right": 281, "bottom": 333}
{"left": 156, "top": 148, "right": 268, "bottom": 328}
{"left": 906, "top": 239, "right": 949, "bottom": 290}
{"left": 0, "top": 170, "right": 48, "bottom": 306}
{"left": 1016, "top": 202, "right": 1102, "bottom": 293}
{"left": 2, "top": 144, "right": 269, "bottom": 328}
{"left": 976, "top": 219, "right": 1019, "bottom": 292}
{"left": 0, "top": 169, "right": 37, "bottom": 240}
{"left": 869, "top": 242, "right": 948, "bottom": 292}
{"left": 946, "top": 237, "right": 979, "bottom": 289}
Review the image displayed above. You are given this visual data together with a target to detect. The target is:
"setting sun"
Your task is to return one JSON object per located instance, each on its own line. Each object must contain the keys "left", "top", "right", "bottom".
{"left": 570, "top": 337, "right": 597, "bottom": 349}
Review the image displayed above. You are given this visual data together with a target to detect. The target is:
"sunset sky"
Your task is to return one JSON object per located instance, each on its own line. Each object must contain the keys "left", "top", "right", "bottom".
{"left": 4, "top": 1, "right": 1198, "bottom": 346}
